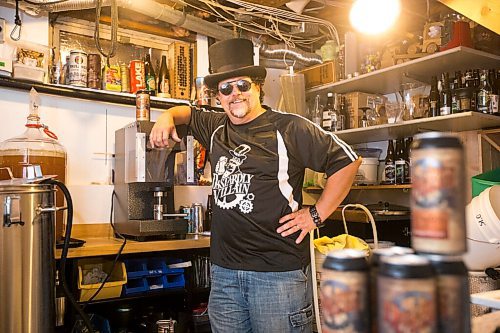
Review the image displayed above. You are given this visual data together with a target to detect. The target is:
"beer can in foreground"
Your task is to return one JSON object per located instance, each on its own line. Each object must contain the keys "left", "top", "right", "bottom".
{"left": 321, "top": 249, "right": 369, "bottom": 333}
{"left": 68, "top": 50, "right": 88, "bottom": 87}
{"left": 87, "top": 53, "right": 101, "bottom": 89}
{"left": 378, "top": 254, "right": 437, "bottom": 333}
{"left": 410, "top": 132, "right": 466, "bottom": 254}
{"left": 130, "top": 59, "right": 146, "bottom": 93}
{"left": 136, "top": 90, "right": 150, "bottom": 121}
{"left": 424, "top": 254, "right": 470, "bottom": 333}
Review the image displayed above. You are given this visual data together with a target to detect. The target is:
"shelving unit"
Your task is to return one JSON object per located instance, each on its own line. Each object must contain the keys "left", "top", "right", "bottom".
{"left": 306, "top": 46, "right": 500, "bottom": 96}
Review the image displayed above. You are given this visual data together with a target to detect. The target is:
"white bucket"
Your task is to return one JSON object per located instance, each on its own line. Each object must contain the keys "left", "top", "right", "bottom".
{"left": 355, "top": 157, "right": 379, "bottom": 185}
{"left": 463, "top": 185, "right": 500, "bottom": 270}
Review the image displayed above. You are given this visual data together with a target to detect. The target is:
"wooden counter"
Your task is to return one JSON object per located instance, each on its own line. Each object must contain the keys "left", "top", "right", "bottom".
{"left": 56, "top": 224, "right": 210, "bottom": 259}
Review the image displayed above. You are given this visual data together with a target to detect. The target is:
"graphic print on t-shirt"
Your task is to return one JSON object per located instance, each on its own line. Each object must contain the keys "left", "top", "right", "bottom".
{"left": 212, "top": 144, "right": 255, "bottom": 213}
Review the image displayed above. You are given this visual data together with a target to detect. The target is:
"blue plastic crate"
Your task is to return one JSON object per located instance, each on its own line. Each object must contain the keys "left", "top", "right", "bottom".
{"left": 146, "top": 275, "right": 165, "bottom": 291}
{"left": 163, "top": 272, "right": 185, "bottom": 289}
{"left": 146, "top": 258, "right": 165, "bottom": 276}
{"left": 124, "top": 259, "right": 147, "bottom": 279}
{"left": 123, "top": 277, "right": 147, "bottom": 295}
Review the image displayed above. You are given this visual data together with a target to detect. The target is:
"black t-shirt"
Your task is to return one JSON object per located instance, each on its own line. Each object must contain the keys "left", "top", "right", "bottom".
{"left": 189, "top": 106, "right": 357, "bottom": 272}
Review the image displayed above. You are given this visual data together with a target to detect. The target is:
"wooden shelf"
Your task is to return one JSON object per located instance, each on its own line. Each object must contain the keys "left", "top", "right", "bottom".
{"left": 307, "top": 47, "right": 500, "bottom": 95}
{"left": 333, "top": 112, "right": 500, "bottom": 144}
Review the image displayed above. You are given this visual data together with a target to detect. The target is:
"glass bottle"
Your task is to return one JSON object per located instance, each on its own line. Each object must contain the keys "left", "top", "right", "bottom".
{"left": 144, "top": 53, "right": 156, "bottom": 96}
{"left": 440, "top": 72, "right": 452, "bottom": 116}
{"left": 311, "top": 94, "right": 322, "bottom": 127}
{"left": 204, "top": 195, "right": 213, "bottom": 232}
{"left": 333, "top": 93, "right": 345, "bottom": 131}
{"left": 394, "top": 139, "right": 406, "bottom": 184}
{"left": 488, "top": 69, "right": 499, "bottom": 115}
{"left": 339, "top": 94, "right": 350, "bottom": 130}
{"left": 429, "top": 76, "right": 440, "bottom": 117}
{"left": 322, "top": 92, "right": 334, "bottom": 131}
{"left": 157, "top": 55, "right": 171, "bottom": 98}
{"left": 404, "top": 137, "right": 412, "bottom": 183}
{"left": 476, "top": 69, "right": 492, "bottom": 114}
{"left": 451, "top": 71, "right": 461, "bottom": 113}
{"left": 383, "top": 140, "right": 395, "bottom": 185}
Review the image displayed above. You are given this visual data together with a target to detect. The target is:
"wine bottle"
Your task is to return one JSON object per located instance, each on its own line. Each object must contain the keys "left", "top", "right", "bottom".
{"left": 440, "top": 72, "right": 452, "bottom": 116}
{"left": 157, "top": 55, "right": 171, "bottom": 98}
{"left": 429, "top": 76, "right": 440, "bottom": 117}
{"left": 204, "top": 195, "right": 213, "bottom": 232}
{"left": 322, "top": 93, "right": 334, "bottom": 131}
{"left": 144, "top": 53, "right": 156, "bottom": 96}
{"left": 383, "top": 140, "right": 395, "bottom": 184}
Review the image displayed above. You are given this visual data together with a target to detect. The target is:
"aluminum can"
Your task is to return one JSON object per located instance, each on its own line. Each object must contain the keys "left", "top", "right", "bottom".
{"left": 424, "top": 254, "right": 470, "bottom": 333}
{"left": 68, "top": 50, "right": 88, "bottom": 87}
{"left": 135, "top": 90, "right": 150, "bottom": 121}
{"left": 378, "top": 254, "right": 437, "bottom": 333}
{"left": 87, "top": 54, "right": 101, "bottom": 89}
{"left": 321, "top": 249, "right": 369, "bottom": 333}
{"left": 157, "top": 319, "right": 176, "bottom": 332}
{"left": 120, "top": 63, "right": 130, "bottom": 93}
{"left": 410, "top": 132, "right": 466, "bottom": 254}
{"left": 130, "top": 59, "right": 146, "bottom": 93}
{"left": 190, "top": 202, "right": 203, "bottom": 234}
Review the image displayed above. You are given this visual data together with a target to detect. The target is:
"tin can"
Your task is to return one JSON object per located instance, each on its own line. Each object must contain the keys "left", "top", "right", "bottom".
{"left": 425, "top": 255, "right": 470, "bottom": 333}
{"left": 378, "top": 254, "right": 437, "bottom": 333}
{"left": 321, "top": 249, "right": 369, "bottom": 333}
{"left": 87, "top": 54, "right": 101, "bottom": 89}
{"left": 130, "top": 59, "right": 146, "bottom": 93}
{"left": 190, "top": 202, "right": 203, "bottom": 234}
{"left": 410, "top": 132, "right": 466, "bottom": 254}
{"left": 50, "top": 61, "right": 61, "bottom": 84}
{"left": 68, "top": 50, "right": 88, "bottom": 87}
{"left": 157, "top": 319, "right": 176, "bottom": 332}
{"left": 136, "top": 90, "right": 150, "bottom": 121}
{"left": 120, "top": 63, "right": 130, "bottom": 93}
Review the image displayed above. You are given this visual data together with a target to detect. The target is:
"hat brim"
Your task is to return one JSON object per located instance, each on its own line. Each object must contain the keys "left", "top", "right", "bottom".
{"left": 204, "top": 65, "right": 267, "bottom": 89}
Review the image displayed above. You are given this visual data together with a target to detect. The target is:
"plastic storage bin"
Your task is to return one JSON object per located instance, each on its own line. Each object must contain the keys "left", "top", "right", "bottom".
{"left": 78, "top": 258, "right": 127, "bottom": 301}
{"left": 472, "top": 169, "right": 500, "bottom": 197}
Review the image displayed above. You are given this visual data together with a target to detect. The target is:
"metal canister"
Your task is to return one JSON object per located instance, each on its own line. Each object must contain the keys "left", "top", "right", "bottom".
{"left": 68, "top": 50, "right": 88, "bottom": 87}
{"left": 190, "top": 202, "right": 203, "bottom": 234}
{"left": 87, "top": 53, "right": 101, "bottom": 89}
{"left": 136, "top": 90, "right": 150, "bottom": 121}
{"left": 410, "top": 132, "right": 466, "bottom": 254}
{"left": 321, "top": 249, "right": 369, "bottom": 333}
{"left": 120, "top": 63, "right": 130, "bottom": 93}
{"left": 130, "top": 59, "right": 146, "bottom": 93}
{"left": 378, "top": 254, "right": 437, "bottom": 333}
{"left": 157, "top": 319, "right": 176, "bottom": 332}
{"left": 425, "top": 254, "right": 470, "bottom": 333}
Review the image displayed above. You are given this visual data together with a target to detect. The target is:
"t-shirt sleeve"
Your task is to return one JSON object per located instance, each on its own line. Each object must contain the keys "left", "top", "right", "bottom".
{"left": 291, "top": 117, "right": 358, "bottom": 177}
{"left": 188, "top": 106, "right": 226, "bottom": 151}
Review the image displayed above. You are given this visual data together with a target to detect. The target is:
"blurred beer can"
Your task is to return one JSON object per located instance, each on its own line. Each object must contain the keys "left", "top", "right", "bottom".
{"left": 130, "top": 59, "right": 146, "bottom": 93}
{"left": 120, "top": 63, "right": 130, "bottom": 93}
{"left": 68, "top": 50, "right": 88, "bottom": 87}
{"left": 87, "top": 53, "right": 101, "bottom": 89}
{"left": 157, "top": 319, "right": 176, "bottom": 332}
{"left": 321, "top": 249, "right": 369, "bottom": 333}
{"left": 410, "top": 132, "right": 466, "bottom": 254}
{"left": 136, "top": 90, "right": 150, "bottom": 121}
{"left": 191, "top": 203, "right": 203, "bottom": 234}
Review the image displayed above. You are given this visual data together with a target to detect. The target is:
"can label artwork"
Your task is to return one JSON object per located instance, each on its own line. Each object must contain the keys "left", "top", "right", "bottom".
{"left": 130, "top": 60, "right": 146, "bottom": 93}
{"left": 87, "top": 54, "right": 101, "bottom": 89}
{"left": 68, "top": 50, "right": 88, "bottom": 87}
{"left": 136, "top": 90, "right": 150, "bottom": 121}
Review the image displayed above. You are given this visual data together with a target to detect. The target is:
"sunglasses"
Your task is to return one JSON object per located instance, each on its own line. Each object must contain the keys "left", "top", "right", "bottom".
{"left": 218, "top": 79, "right": 253, "bottom": 96}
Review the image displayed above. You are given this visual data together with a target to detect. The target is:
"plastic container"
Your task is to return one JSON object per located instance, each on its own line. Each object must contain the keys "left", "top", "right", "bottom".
{"left": 355, "top": 157, "right": 379, "bottom": 184}
{"left": 78, "top": 259, "right": 127, "bottom": 301}
{"left": 355, "top": 148, "right": 382, "bottom": 159}
{"left": 463, "top": 185, "right": 500, "bottom": 271}
{"left": 472, "top": 169, "right": 500, "bottom": 197}
{"left": 13, "top": 63, "right": 46, "bottom": 82}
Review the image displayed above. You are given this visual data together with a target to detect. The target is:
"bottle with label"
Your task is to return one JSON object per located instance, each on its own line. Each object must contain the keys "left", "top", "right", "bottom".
{"left": 339, "top": 94, "right": 350, "bottom": 130}
{"left": 322, "top": 92, "right": 334, "bottom": 131}
{"left": 404, "top": 136, "right": 412, "bottom": 183}
{"left": 157, "top": 55, "right": 171, "bottom": 98}
{"left": 204, "top": 195, "right": 213, "bottom": 232}
{"left": 395, "top": 139, "right": 406, "bottom": 184}
{"left": 440, "top": 72, "right": 452, "bottom": 115}
{"left": 383, "top": 140, "right": 395, "bottom": 184}
{"left": 311, "top": 94, "right": 322, "bottom": 127}
{"left": 429, "top": 76, "right": 440, "bottom": 117}
{"left": 333, "top": 93, "right": 345, "bottom": 131}
{"left": 476, "top": 69, "right": 492, "bottom": 114}
{"left": 144, "top": 53, "right": 156, "bottom": 96}
{"left": 488, "top": 69, "right": 499, "bottom": 115}
{"left": 451, "top": 71, "right": 461, "bottom": 113}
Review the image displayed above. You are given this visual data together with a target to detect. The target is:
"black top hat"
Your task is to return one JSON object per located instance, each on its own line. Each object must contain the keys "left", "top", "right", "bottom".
{"left": 204, "top": 38, "right": 267, "bottom": 89}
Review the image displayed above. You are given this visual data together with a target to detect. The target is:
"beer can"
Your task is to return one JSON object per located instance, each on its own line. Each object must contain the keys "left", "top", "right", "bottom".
{"left": 120, "top": 63, "right": 130, "bottom": 93}
{"left": 410, "top": 132, "right": 466, "bottom": 254}
{"left": 424, "top": 254, "right": 470, "bottom": 333}
{"left": 321, "top": 249, "right": 369, "bottom": 333}
{"left": 378, "top": 254, "right": 437, "bottom": 333}
{"left": 136, "top": 90, "right": 150, "bottom": 121}
{"left": 190, "top": 202, "right": 203, "bottom": 234}
{"left": 130, "top": 59, "right": 146, "bottom": 93}
{"left": 87, "top": 54, "right": 101, "bottom": 89}
{"left": 68, "top": 50, "right": 88, "bottom": 87}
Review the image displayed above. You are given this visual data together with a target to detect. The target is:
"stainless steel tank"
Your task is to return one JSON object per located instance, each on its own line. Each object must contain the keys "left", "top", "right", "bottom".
{"left": 0, "top": 181, "right": 56, "bottom": 333}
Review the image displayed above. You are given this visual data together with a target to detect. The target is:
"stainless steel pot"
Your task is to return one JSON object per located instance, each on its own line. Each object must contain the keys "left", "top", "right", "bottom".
{"left": 0, "top": 182, "right": 57, "bottom": 333}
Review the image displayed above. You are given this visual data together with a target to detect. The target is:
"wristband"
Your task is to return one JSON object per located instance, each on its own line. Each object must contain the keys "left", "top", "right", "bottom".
{"left": 309, "top": 205, "right": 325, "bottom": 228}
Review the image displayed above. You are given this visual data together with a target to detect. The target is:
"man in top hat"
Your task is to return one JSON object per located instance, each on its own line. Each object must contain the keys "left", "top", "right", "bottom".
{"left": 150, "top": 38, "right": 361, "bottom": 332}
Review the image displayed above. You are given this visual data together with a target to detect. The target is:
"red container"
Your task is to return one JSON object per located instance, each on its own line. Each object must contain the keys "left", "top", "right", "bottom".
{"left": 130, "top": 60, "right": 146, "bottom": 93}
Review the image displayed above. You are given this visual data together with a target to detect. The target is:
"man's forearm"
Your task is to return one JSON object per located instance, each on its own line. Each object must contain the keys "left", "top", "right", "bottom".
{"left": 160, "top": 105, "right": 192, "bottom": 125}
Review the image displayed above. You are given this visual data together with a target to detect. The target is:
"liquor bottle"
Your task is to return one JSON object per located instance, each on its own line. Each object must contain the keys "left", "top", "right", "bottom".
{"left": 488, "top": 69, "right": 499, "bottom": 115}
{"left": 383, "top": 140, "right": 396, "bottom": 184}
{"left": 476, "top": 69, "right": 492, "bottom": 114}
{"left": 204, "top": 195, "right": 213, "bottom": 232}
{"left": 394, "top": 139, "right": 406, "bottom": 184}
{"left": 440, "top": 72, "right": 452, "bottom": 116}
{"left": 322, "top": 92, "right": 334, "bottom": 131}
{"left": 404, "top": 136, "right": 413, "bottom": 183}
{"left": 157, "top": 55, "right": 171, "bottom": 98}
{"left": 429, "top": 76, "right": 440, "bottom": 117}
{"left": 144, "top": 53, "right": 156, "bottom": 96}
{"left": 471, "top": 69, "right": 480, "bottom": 111}
{"left": 451, "top": 71, "right": 461, "bottom": 113}
{"left": 311, "top": 94, "right": 322, "bottom": 127}
{"left": 333, "top": 93, "right": 345, "bottom": 131}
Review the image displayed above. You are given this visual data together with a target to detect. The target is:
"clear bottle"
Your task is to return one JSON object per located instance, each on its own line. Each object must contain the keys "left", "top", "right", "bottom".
{"left": 157, "top": 55, "right": 171, "bottom": 98}
{"left": 144, "top": 53, "right": 156, "bottom": 96}
{"left": 476, "top": 69, "right": 492, "bottom": 114}
{"left": 440, "top": 72, "right": 452, "bottom": 116}
{"left": 322, "top": 92, "right": 334, "bottom": 131}
{"left": 429, "top": 76, "right": 440, "bottom": 117}
{"left": 383, "top": 140, "right": 395, "bottom": 184}
{"left": 311, "top": 94, "right": 322, "bottom": 127}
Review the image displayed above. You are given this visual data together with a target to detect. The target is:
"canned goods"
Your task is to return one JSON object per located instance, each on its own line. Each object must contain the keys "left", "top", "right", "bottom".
{"left": 190, "top": 202, "right": 203, "bottom": 234}
{"left": 157, "top": 319, "right": 176, "bottom": 332}
{"left": 68, "top": 50, "right": 88, "bottom": 87}
{"left": 410, "top": 132, "right": 466, "bottom": 254}
{"left": 120, "top": 63, "right": 130, "bottom": 93}
{"left": 103, "top": 65, "right": 121, "bottom": 91}
{"left": 130, "top": 59, "right": 146, "bottom": 93}
{"left": 136, "top": 90, "right": 150, "bottom": 121}
{"left": 321, "top": 249, "right": 369, "bottom": 333}
{"left": 425, "top": 255, "right": 470, "bottom": 333}
{"left": 87, "top": 54, "right": 101, "bottom": 89}
{"left": 378, "top": 254, "right": 437, "bottom": 333}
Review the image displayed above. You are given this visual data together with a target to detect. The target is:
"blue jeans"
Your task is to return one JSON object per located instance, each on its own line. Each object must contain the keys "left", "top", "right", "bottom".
{"left": 208, "top": 264, "right": 313, "bottom": 333}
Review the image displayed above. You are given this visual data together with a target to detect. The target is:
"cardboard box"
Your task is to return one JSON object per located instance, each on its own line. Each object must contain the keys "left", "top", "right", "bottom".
{"left": 299, "top": 61, "right": 337, "bottom": 89}
{"left": 168, "top": 42, "right": 191, "bottom": 100}
{"left": 344, "top": 92, "right": 386, "bottom": 129}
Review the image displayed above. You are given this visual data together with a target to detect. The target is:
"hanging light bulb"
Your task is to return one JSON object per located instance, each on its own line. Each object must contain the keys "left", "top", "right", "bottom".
{"left": 349, "top": 0, "right": 401, "bottom": 35}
